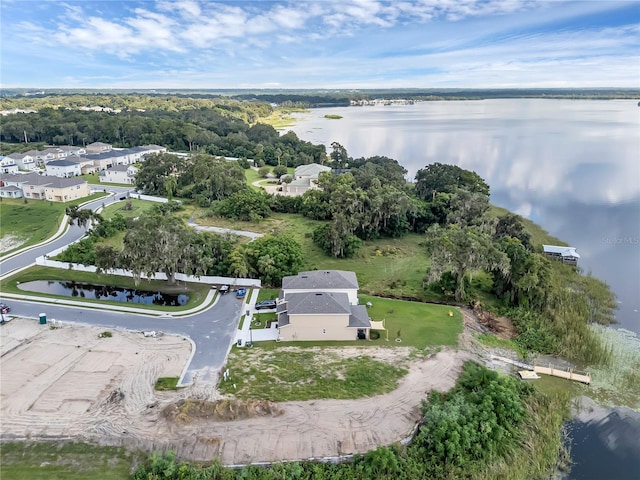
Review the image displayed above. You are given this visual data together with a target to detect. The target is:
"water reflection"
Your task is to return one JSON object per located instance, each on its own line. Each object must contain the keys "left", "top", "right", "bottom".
{"left": 287, "top": 99, "right": 640, "bottom": 334}
{"left": 18, "top": 280, "right": 188, "bottom": 306}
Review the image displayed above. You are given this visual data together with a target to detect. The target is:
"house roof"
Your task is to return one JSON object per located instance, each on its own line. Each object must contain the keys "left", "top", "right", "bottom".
{"left": 87, "top": 142, "right": 111, "bottom": 147}
{"left": 108, "top": 164, "right": 132, "bottom": 172}
{"left": 288, "top": 177, "right": 313, "bottom": 187}
{"left": 86, "top": 151, "right": 129, "bottom": 161}
{"left": 282, "top": 270, "right": 359, "bottom": 290}
{"left": 543, "top": 245, "right": 580, "bottom": 258}
{"left": 349, "top": 305, "right": 372, "bottom": 328}
{"left": 294, "top": 163, "right": 331, "bottom": 178}
{"left": 0, "top": 172, "right": 86, "bottom": 189}
{"left": 47, "top": 159, "right": 78, "bottom": 167}
{"left": 6, "top": 153, "right": 30, "bottom": 160}
{"left": 285, "top": 292, "right": 351, "bottom": 315}
{"left": 0, "top": 185, "right": 21, "bottom": 192}
{"left": 44, "top": 176, "right": 87, "bottom": 188}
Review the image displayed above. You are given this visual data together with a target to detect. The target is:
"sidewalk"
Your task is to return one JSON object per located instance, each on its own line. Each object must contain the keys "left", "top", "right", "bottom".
{"left": 235, "top": 288, "right": 279, "bottom": 344}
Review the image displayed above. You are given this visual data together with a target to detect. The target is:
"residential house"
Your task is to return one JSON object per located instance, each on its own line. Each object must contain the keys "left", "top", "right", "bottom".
{"left": 86, "top": 150, "right": 133, "bottom": 169}
{"left": 69, "top": 156, "right": 98, "bottom": 175}
{"left": 44, "top": 177, "right": 91, "bottom": 202}
{"left": 0, "top": 185, "right": 23, "bottom": 199}
{"left": 0, "top": 172, "right": 90, "bottom": 202}
{"left": 276, "top": 270, "right": 371, "bottom": 341}
{"left": 45, "top": 159, "right": 81, "bottom": 178}
{"left": 85, "top": 142, "right": 113, "bottom": 154}
{"left": 6, "top": 152, "right": 36, "bottom": 171}
{"left": 100, "top": 164, "right": 138, "bottom": 184}
{"left": 1, "top": 155, "right": 19, "bottom": 174}
{"left": 280, "top": 163, "right": 332, "bottom": 196}
{"left": 542, "top": 245, "right": 580, "bottom": 266}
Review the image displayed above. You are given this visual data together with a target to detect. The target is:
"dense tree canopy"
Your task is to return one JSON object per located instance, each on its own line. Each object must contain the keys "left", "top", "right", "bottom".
{"left": 415, "top": 163, "right": 490, "bottom": 200}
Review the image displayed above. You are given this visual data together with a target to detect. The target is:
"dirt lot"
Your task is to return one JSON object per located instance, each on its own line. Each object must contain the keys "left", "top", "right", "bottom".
{"left": 1, "top": 317, "right": 473, "bottom": 464}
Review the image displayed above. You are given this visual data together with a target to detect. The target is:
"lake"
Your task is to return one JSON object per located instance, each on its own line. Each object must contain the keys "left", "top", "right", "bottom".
{"left": 286, "top": 99, "right": 640, "bottom": 479}
{"left": 288, "top": 99, "right": 640, "bottom": 336}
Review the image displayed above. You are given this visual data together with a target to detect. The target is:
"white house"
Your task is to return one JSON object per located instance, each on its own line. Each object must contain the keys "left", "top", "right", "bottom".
{"left": 0, "top": 185, "right": 23, "bottom": 199}
{"left": 45, "top": 159, "right": 82, "bottom": 178}
{"left": 1, "top": 155, "right": 19, "bottom": 174}
{"left": 100, "top": 164, "right": 138, "bottom": 184}
{"left": 542, "top": 245, "right": 580, "bottom": 266}
{"left": 281, "top": 163, "right": 332, "bottom": 197}
{"left": 10, "top": 152, "right": 37, "bottom": 171}
{"left": 86, "top": 142, "right": 113, "bottom": 154}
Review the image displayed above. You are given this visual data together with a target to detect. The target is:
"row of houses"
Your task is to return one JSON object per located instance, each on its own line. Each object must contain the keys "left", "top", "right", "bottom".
{"left": 0, "top": 173, "right": 91, "bottom": 202}
{"left": 0, "top": 143, "right": 165, "bottom": 177}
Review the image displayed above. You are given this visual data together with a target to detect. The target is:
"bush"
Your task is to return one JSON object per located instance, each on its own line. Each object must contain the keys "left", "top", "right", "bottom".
{"left": 370, "top": 330, "right": 381, "bottom": 340}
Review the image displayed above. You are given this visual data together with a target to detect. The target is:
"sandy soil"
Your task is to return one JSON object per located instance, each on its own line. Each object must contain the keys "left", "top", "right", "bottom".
{"left": 1, "top": 317, "right": 473, "bottom": 465}
{"left": 0, "top": 234, "right": 25, "bottom": 254}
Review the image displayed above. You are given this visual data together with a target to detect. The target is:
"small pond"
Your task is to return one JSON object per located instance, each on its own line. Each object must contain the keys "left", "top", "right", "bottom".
{"left": 17, "top": 280, "right": 189, "bottom": 306}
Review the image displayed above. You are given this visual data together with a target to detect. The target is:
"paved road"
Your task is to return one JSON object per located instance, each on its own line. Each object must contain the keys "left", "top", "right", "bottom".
{"left": 1, "top": 292, "right": 245, "bottom": 385}
{"left": 1, "top": 187, "right": 249, "bottom": 385}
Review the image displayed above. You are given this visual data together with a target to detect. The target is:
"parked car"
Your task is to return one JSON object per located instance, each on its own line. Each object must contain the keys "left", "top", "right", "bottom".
{"left": 235, "top": 288, "right": 247, "bottom": 299}
{"left": 255, "top": 299, "right": 277, "bottom": 310}
{"left": 0, "top": 303, "right": 10, "bottom": 314}
{"left": 219, "top": 285, "right": 230, "bottom": 295}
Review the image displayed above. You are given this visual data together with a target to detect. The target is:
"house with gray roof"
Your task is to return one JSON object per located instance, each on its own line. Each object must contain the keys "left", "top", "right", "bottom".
{"left": 280, "top": 163, "right": 331, "bottom": 197}
{"left": 45, "top": 159, "right": 82, "bottom": 178}
{"left": 277, "top": 270, "right": 371, "bottom": 341}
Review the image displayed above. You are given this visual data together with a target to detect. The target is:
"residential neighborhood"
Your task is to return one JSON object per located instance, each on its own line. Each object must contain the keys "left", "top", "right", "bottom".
{"left": 0, "top": 172, "right": 91, "bottom": 202}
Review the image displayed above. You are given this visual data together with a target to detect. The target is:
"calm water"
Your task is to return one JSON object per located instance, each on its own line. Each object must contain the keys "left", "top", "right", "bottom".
{"left": 288, "top": 100, "right": 640, "bottom": 335}
{"left": 287, "top": 99, "right": 640, "bottom": 478}
{"left": 17, "top": 280, "right": 189, "bottom": 306}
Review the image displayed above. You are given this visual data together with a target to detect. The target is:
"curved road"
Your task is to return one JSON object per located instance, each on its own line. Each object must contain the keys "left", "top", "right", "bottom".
{"left": 0, "top": 188, "right": 245, "bottom": 385}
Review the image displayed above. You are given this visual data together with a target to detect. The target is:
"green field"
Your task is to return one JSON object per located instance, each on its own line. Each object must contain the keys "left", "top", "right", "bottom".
{"left": 100, "top": 198, "right": 158, "bottom": 219}
{"left": 219, "top": 350, "right": 407, "bottom": 401}
{"left": 0, "top": 193, "right": 108, "bottom": 258}
{"left": 0, "top": 442, "right": 136, "bottom": 480}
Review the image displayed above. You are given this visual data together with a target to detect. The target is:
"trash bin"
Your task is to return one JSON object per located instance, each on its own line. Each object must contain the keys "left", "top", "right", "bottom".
{"left": 39, "top": 313, "right": 47, "bottom": 325}
{"left": 237, "top": 339, "right": 242, "bottom": 347}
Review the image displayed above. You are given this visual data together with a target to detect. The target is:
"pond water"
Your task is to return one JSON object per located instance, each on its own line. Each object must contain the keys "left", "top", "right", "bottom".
{"left": 286, "top": 99, "right": 640, "bottom": 478}
{"left": 17, "top": 280, "right": 189, "bottom": 306}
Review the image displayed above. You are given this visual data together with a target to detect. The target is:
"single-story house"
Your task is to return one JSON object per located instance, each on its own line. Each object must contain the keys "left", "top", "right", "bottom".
{"left": 100, "top": 164, "right": 138, "bottom": 184}
{"left": 542, "top": 245, "right": 580, "bottom": 266}
{"left": 0, "top": 185, "right": 23, "bottom": 199}
{"left": 45, "top": 159, "right": 82, "bottom": 178}
{"left": 277, "top": 270, "right": 371, "bottom": 341}
{"left": 280, "top": 163, "right": 331, "bottom": 197}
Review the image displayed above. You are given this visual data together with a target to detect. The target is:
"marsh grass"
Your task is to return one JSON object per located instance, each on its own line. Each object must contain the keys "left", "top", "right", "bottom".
{"left": 587, "top": 325, "right": 640, "bottom": 409}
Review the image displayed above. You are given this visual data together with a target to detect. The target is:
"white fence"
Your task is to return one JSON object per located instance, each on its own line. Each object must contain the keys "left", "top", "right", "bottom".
{"left": 35, "top": 257, "right": 261, "bottom": 287}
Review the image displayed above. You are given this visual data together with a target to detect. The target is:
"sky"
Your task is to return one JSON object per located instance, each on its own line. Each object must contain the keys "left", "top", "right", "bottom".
{"left": 1, "top": 0, "right": 639, "bottom": 89}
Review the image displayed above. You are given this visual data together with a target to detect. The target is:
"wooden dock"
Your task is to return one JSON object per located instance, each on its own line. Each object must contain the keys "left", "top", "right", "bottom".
{"left": 533, "top": 364, "right": 591, "bottom": 384}
{"left": 491, "top": 355, "right": 591, "bottom": 384}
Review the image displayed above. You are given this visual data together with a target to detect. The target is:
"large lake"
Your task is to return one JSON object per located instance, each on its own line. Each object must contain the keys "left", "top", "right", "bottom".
{"left": 288, "top": 99, "right": 640, "bottom": 336}
{"left": 287, "top": 99, "right": 640, "bottom": 479}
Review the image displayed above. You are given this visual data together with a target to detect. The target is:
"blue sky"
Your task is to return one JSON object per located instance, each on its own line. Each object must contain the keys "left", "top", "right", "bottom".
{"left": 1, "top": 0, "right": 639, "bottom": 89}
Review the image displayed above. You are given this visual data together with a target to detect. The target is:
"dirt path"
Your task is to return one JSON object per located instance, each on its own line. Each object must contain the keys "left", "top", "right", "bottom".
{"left": 1, "top": 317, "right": 473, "bottom": 464}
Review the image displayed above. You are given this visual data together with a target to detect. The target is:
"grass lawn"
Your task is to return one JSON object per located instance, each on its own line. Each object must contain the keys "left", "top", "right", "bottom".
{"left": 154, "top": 376, "right": 181, "bottom": 391}
{"left": 100, "top": 198, "right": 158, "bottom": 219}
{"left": 251, "top": 312, "right": 276, "bottom": 329}
{"left": 245, "top": 168, "right": 262, "bottom": 190}
{"left": 0, "top": 193, "right": 108, "bottom": 258}
{"left": 2, "top": 265, "right": 211, "bottom": 313}
{"left": 260, "top": 108, "right": 308, "bottom": 130}
{"left": 256, "top": 288, "right": 279, "bottom": 302}
{"left": 361, "top": 295, "right": 462, "bottom": 349}
{"left": 219, "top": 349, "right": 407, "bottom": 401}
{"left": 0, "top": 442, "right": 136, "bottom": 480}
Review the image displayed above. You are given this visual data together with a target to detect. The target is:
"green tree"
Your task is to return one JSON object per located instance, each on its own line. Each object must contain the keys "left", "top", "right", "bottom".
{"left": 415, "top": 163, "right": 490, "bottom": 200}
{"left": 244, "top": 235, "right": 304, "bottom": 286}
{"left": 258, "top": 166, "right": 271, "bottom": 178}
{"left": 119, "top": 214, "right": 205, "bottom": 284}
{"left": 425, "top": 225, "right": 509, "bottom": 302}
{"left": 272, "top": 164, "right": 288, "bottom": 177}
{"left": 163, "top": 175, "right": 178, "bottom": 201}
{"left": 65, "top": 205, "right": 102, "bottom": 229}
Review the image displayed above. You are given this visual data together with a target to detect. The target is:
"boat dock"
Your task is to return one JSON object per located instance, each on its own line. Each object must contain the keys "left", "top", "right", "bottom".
{"left": 490, "top": 355, "right": 591, "bottom": 384}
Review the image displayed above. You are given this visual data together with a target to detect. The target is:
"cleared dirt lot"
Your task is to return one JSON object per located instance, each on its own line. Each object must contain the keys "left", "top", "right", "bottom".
{"left": 0, "top": 318, "right": 471, "bottom": 464}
